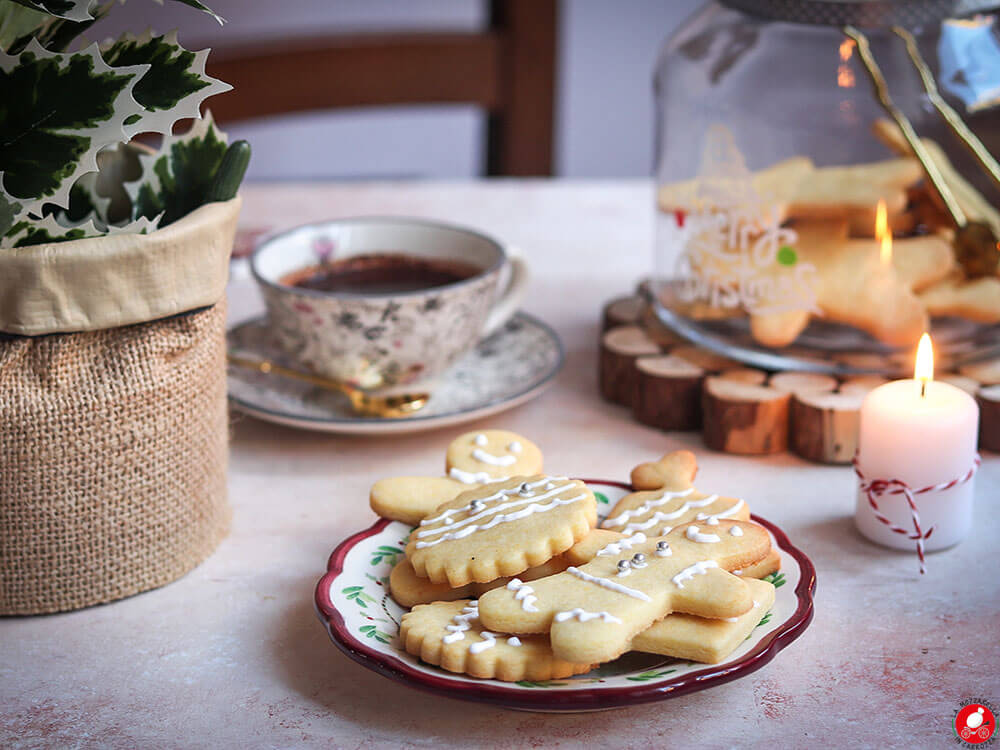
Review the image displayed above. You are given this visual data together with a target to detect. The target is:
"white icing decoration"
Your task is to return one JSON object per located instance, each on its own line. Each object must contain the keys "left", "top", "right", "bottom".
{"left": 733, "top": 568, "right": 743, "bottom": 575}
{"left": 671, "top": 560, "right": 719, "bottom": 588}
{"left": 695, "top": 499, "right": 745, "bottom": 523}
{"left": 753, "top": 599, "right": 760, "bottom": 608}
{"left": 723, "top": 617, "right": 738, "bottom": 623}
{"left": 566, "top": 566, "right": 651, "bottom": 601}
{"left": 605, "top": 488, "right": 708, "bottom": 528}
{"left": 473, "top": 433, "right": 488, "bottom": 446}
{"left": 660, "top": 526, "right": 673, "bottom": 536}
{"left": 421, "top": 476, "right": 551, "bottom": 525}
{"left": 685, "top": 525, "right": 721, "bottom": 543}
{"left": 508, "top": 441, "right": 523, "bottom": 453}
{"left": 448, "top": 467, "right": 507, "bottom": 484}
{"left": 703, "top": 516, "right": 720, "bottom": 526}
{"left": 729, "top": 526, "right": 744, "bottom": 537}
{"left": 505, "top": 578, "right": 539, "bottom": 612}
{"left": 469, "top": 632, "right": 497, "bottom": 654}
{"left": 442, "top": 603, "right": 479, "bottom": 644}
{"left": 472, "top": 447, "right": 517, "bottom": 466}
{"left": 444, "top": 517, "right": 454, "bottom": 525}
{"left": 554, "top": 608, "right": 623, "bottom": 624}
{"left": 596, "top": 532, "right": 647, "bottom": 557}
{"left": 605, "top": 491, "right": 723, "bottom": 534}
{"left": 506, "top": 637, "right": 522, "bottom": 647}
{"left": 415, "top": 482, "right": 586, "bottom": 549}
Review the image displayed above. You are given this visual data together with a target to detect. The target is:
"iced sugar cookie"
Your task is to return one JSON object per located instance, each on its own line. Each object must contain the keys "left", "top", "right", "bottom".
{"left": 400, "top": 600, "right": 595, "bottom": 681}
{"left": 406, "top": 476, "right": 596, "bottom": 587}
{"left": 477, "top": 520, "right": 770, "bottom": 664}
{"left": 630, "top": 450, "right": 698, "bottom": 491}
{"left": 369, "top": 476, "right": 471, "bottom": 525}
{"left": 566, "top": 529, "right": 779, "bottom": 579}
{"left": 631, "top": 578, "right": 776, "bottom": 663}
{"left": 388, "top": 554, "right": 572, "bottom": 609}
{"left": 445, "top": 430, "right": 542, "bottom": 483}
{"left": 602, "top": 486, "right": 749, "bottom": 536}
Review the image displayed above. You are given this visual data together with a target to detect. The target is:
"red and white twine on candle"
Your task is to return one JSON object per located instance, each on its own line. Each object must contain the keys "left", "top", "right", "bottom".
{"left": 853, "top": 454, "right": 981, "bottom": 575}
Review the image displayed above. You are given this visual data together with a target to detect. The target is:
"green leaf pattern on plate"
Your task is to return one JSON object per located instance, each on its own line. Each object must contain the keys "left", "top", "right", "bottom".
{"left": 762, "top": 571, "right": 786, "bottom": 588}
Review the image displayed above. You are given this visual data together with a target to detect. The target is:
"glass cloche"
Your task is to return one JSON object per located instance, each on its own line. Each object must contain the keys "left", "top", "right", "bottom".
{"left": 651, "top": 0, "right": 1000, "bottom": 375}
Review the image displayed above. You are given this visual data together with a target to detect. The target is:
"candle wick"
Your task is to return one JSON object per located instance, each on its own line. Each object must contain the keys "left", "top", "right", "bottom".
{"left": 920, "top": 379, "right": 926, "bottom": 397}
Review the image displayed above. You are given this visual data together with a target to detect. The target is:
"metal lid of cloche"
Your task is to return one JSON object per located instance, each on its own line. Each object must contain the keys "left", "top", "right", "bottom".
{"left": 720, "top": 0, "right": 1000, "bottom": 26}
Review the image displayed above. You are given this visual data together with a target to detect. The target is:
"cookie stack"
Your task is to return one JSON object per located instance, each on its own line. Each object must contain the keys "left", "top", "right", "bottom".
{"left": 371, "top": 433, "right": 781, "bottom": 682}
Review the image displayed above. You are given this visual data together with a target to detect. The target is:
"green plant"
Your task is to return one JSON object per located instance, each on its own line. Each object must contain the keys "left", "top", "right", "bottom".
{"left": 0, "top": 0, "right": 249, "bottom": 248}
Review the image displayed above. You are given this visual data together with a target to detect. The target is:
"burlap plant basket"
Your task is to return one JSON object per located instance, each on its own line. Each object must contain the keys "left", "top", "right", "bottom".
{"left": 0, "top": 198, "right": 241, "bottom": 615}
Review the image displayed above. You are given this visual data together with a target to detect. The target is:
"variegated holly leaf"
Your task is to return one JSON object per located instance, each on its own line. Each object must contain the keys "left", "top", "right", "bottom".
{"left": 101, "top": 31, "right": 231, "bottom": 138}
{"left": 9, "top": 0, "right": 222, "bottom": 24}
{"left": 39, "top": 171, "right": 111, "bottom": 225}
{"left": 0, "top": 40, "right": 147, "bottom": 220}
{"left": 128, "top": 111, "right": 228, "bottom": 226}
{"left": 154, "top": 0, "right": 224, "bottom": 25}
{"left": 2, "top": 208, "right": 161, "bottom": 248}
{"left": 8, "top": 0, "right": 95, "bottom": 23}
{"left": 6, "top": 1, "right": 111, "bottom": 53}
{"left": 0, "top": 194, "right": 17, "bottom": 237}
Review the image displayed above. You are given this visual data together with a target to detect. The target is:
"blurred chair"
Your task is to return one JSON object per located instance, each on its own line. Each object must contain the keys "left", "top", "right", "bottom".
{"left": 207, "top": 0, "right": 556, "bottom": 177}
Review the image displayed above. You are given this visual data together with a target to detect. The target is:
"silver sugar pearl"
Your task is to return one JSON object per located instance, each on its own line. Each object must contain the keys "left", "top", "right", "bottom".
{"left": 617, "top": 559, "right": 631, "bottom": 571}
{"left": 632, "top": 553, "right": 645, "bottom": 564}
{"left": 518, "top": 482, "right": 531, "bottom": 495}
{"left": 656, "top": 541, "right": 670, "bottom": 551}
{"left": 469, "top": 499, "right": 485, "bottom": 512}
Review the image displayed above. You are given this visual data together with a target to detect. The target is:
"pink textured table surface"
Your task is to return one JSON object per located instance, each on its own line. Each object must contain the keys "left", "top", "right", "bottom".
{"left": 3, "top": 181, "right": 998, "bottom": 749}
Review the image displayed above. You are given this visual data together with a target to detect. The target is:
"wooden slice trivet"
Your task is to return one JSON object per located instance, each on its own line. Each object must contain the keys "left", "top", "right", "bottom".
{"left": 633, "top": 355, "right": 705, "bottom": 431}
{"left": 960, "top": 358, "right": 1000, "bottom": 386}
{"left": 768, "top": 372, "right": 838, "bottom": 396}
{"left": 599, "top": 325, "right": 660, "bottom": 405}
{"left": 790, "top": 391, "right": 866, "bottom": 464}
{"left": 977, "top": 385, "right": 1000, "bottom": 452}
{"left": 701, "top": 378, "right": 790, "bottom": 455}
{"left": 717, "top": 368, "right": 769, "bottom": 386}
{"left": 838, "top": 375, "right": 890, "bottom": 396}
{"left": 597, "top": 291, "right": 998, "bottom": 461}
{"left": 601, "top": 295, "right": 646, "bottom": 332}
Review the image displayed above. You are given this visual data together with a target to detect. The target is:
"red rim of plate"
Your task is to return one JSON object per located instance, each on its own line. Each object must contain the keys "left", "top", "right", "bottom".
{"left": 314, "top": 479, "right": 817, "bottom": 712}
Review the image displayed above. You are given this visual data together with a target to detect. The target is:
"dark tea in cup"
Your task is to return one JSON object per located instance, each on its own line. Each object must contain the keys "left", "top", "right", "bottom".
{"left": 281, "top": 254, "right": 480, "bottom": 295}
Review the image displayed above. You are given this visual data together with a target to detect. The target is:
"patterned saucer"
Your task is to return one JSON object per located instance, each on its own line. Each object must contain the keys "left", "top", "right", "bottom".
{"left": 227, "top": 313, "right": 563, "bottom": 434}
{"left": 314, "top": 480, "right": 816, "bottom": 712}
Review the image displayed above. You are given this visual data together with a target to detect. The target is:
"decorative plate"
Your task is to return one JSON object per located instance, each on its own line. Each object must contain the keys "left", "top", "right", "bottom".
{"left": 227, "top": 312, "right": 563, "bottom": 435}
{"left": 314, "top": 480, "right": 816, "bottom": 712}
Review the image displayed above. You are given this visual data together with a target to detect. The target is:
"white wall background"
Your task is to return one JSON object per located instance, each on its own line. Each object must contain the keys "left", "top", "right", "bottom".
{"left": 97, "top": 0, "right": 703, "bottom": 179}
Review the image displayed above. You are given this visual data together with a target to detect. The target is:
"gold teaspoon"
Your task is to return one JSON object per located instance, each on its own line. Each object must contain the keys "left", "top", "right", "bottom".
{"left": 227, "top": 353, "right": 429, "bottom": 418}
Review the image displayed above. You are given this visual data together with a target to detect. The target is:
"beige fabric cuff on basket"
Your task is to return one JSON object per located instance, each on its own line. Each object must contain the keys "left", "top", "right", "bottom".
{"left": 0, "top": 197, "right": 241, "bottom": 336}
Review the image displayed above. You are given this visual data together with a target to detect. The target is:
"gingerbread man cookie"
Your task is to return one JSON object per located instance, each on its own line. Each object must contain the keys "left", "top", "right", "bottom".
{"left": 406, "top": 476, "right": 596, "bottom": 587}
{"left": 477, "top": 520, "right": 769, "bottom": 664}
{"left": 605, "top": 451, "right": 749, "bottom": 536}
{"left": 631, "top": 577, "right": 776, "bottom": 663}
{"left": 400, "top": 600, "right": 595, "bottom": 681}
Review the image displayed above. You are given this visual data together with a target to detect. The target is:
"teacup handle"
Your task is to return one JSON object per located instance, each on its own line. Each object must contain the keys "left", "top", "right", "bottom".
{"left": 481, "top": 246, "right": 529, "bottom": 337}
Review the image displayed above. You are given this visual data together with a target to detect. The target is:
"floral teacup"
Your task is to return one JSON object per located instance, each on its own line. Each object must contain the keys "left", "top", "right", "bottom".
{"left": 251, "top": 218, "right": 528, "bottom": 394}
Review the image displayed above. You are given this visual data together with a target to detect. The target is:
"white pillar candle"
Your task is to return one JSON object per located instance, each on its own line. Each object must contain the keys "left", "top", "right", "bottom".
{"left": 854, "top": 336, "right": 980, "bottom": 553}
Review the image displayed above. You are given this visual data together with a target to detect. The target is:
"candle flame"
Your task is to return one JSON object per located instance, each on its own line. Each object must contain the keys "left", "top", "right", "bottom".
{"left": 875, "top": 199, "right": 892, "bottom": 265}
{"left": 837, "top": 39, "right": 856, "bottom": 88}
{"left": 914, "top": 333, "right": 934, "bottom": 388}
